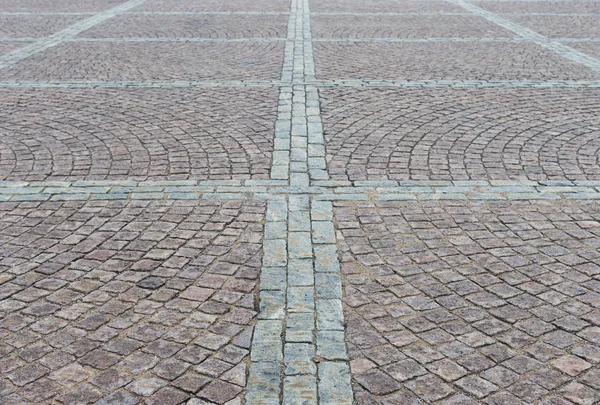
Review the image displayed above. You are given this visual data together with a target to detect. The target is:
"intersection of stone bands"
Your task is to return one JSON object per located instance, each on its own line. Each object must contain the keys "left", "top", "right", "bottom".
{"left": 2, "top": 0, "right": 600, "bottom": 404}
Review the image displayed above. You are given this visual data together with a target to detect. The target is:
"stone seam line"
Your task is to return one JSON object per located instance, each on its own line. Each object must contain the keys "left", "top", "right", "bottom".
{"left": 0, "top": 0, "right": 149, "bottom": 70}
{"left": 2, "top": 181, "right": 600, "bottom": 202}
{"left": 3, "top": 80, "right": 600, "bottom": 88}
{"left": 247, "top": 0, "right": 352, "bottom": 403}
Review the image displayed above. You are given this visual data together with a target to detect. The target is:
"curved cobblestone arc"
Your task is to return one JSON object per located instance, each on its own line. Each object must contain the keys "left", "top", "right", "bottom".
{"left": 320, "top": 88, "right": 600, "bottom": 181}
{"left": 0, "top": 89, "right": 277, "bottom": 181}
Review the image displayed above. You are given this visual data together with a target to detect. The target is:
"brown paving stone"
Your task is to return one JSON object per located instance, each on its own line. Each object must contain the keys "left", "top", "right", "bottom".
{"left": 0, "top": 88, "right": 276, "bottom": 182}
{"left": 0, "top": 42, "right": 284, "bottom": 82}
{"left": 338, "top": 200, "right": 600, "bottom": 403}
{"left": 314, "top": 42, "right": 600, "bottom": 81}
{"left": 78, "top": 14, "right": 289, "bottom": 39}
{"left": 0, "top": 199, "right": 263, "bottom": 404}
{"left": 320, "top": 88, "right": 600, "bottom": 182}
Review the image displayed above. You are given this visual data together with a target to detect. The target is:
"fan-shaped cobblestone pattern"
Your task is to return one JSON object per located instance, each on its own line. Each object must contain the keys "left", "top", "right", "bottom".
{"left": 320, "top": 88, "right": 600, "bottom": 182}
{"left": 335, "top": 200, "right": 600, "bottom": 404}
{"left": 311, "top": 15, "right": 516, "bottom": 39}
{"left": 0, "top": 16, "right": 86, "bottom": 38}
{"left": 0, "top": 88, "right": 277, "bottom": 181}
{"left": 310, "top": 0, "right": 465, "bottom": 13}
{"left": 0, "top": 42, "right": 284, "bottom": 82}
{"left": 472, "top": 0, "right": 600, "bottom": 14}
{"left": 134, "top": 0, "right": 291, "bottom": 13}
{"left": 77, "top": 14, "right": 289, "bottom": 39}
{"left": 313, "top": 42, "right": 600, "bottom": 81}
{"left": 0, "top": 0, "right": 121, "bottom": 12}
{"left": 0, "top": 199, "right": 264, "bottom": 405}
{"left": 507, "top": 15, "right": 600, "bottom": 39}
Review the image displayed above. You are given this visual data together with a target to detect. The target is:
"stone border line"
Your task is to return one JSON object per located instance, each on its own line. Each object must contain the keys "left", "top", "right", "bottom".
{"left": 5, "top": 37, "right": 600, "bottom": 44}
{"left": 0, "top": 0, "right": 148, "bottom": 70}
{"left": 3, "top": 79, "right": 600, "bottom": 88}
{"left": 5, "top": 11, "right": 600, "bottom": 16}
{"left": 446, "top": 0, "right": 600, "bottom": 73}
{"left": 2, "top": 180, "right": 600, "bottom": 202}
{"left": 69, "top": 37, "right": 290, "bottom": 43}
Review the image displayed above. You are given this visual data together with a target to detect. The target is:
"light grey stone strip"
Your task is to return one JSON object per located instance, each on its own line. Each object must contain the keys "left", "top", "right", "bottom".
{"left": 499, "top": 13, "right": 600, "bottom": 16}
{"left": 269, "top": 0, "right": 298, "bottom": 182}
{"left": 301, "top": 0, "right": 329, "bottom": 185}
{"left": 283, "top": 196, "right": 316, "bottom": 404}
{"left": 247, "top": 199, "right": 287, "bottom": 405}
{"left": 70, "top": 37, "right": 289, "bottom": 43}
{"left": 312, "top": 37, "right": 527, "bottom": 42}
{"left": 0, "top": 80, "right": 289, "bottom": 88}
{"left": 1, "top": 180, "right": 600, "bottom": 202}
{"left": 311, "top": 12, "right": 473, "bottom": 16}
{"left": 311, "top": 199, "right": 352, "bottom": 405}
{"left": 559, "top": 38, "right": 600, "bottom": 43}
{"left": 0, "top": 0, "right": 149, "bottom": 70}
{"left": 312, "top": 11, "right": 600, "bottom": 16}
{"left": 3, "top": 79, "right": 600, "bottom": 89}
{"left": 124, "top": 11, "right": 290, "bottom": 15}
{"left": 310, "top": 79, "right": 600, "bottom": 88}
{"left": 446, "top": 0, "right": 600, "bottom": 73}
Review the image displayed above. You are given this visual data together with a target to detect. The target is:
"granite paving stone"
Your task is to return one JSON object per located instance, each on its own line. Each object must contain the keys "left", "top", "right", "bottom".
{"left": 2, "top": 0, "right": 600, "bottom": 403}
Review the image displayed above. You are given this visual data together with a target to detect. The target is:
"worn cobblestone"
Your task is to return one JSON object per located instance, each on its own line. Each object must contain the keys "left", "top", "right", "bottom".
{"left": 336, "top": 200, "right": 600, "bottom": 404}
{"left": 0, "top": 199, "right": 264, "bottom": 404}
{"left": 3, "top": 0, "right": 600, "bottom": 403}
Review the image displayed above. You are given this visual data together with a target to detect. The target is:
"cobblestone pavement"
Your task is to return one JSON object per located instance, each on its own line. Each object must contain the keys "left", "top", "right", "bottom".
{"left": 1, "top": 0, "right": 600, "bottom": 404}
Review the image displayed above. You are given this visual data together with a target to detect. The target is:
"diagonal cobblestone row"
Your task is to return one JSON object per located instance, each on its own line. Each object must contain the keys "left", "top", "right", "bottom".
{"left": 335, "top": 200, "right": 600, "bottom": 404}
{"left": 0, "top": 198, "right": 264, "bottom": 404}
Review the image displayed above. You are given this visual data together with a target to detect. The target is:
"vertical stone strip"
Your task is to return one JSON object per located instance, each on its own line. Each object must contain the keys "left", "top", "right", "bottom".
{"left": 302, "top": 0, "right": 329, "bottom": 183}
{"left": 254, "top": 0, "right": 352, "bottom": 401}
{"left": 247, "top": 199, "right": 288, "bottom": 405}
{"left": 0, "top": 0, "right": 149, "bottom": 69}
{"left": 312, "top": 200, "right": 353, "bottom": 405}
{"left": 284, "top": 195, "right": 317, "bottom": 403}
{"left": 270, "top": 0, "right": 297, "bottom": 182}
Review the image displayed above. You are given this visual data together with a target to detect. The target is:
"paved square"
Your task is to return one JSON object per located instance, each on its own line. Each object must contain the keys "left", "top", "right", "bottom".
{"left": 0, "top": 199, "right": 263, "bottom": 405}
{"left": 76, "top": 15, "right": 290, "bottom": 39}
{"left": 311, "top": 15, "right": 516, "bottom": 39}
{"left": 0, "top": 88, "right": 277, "bottom": 181}
{"left": 0, "top": 0, "right": 122, "bottom": 12}
{"left": 320, "top": 87, "right": 600, "bottom": 182}
{"left": 336, "top": 200, "right": 600, "bottom": 405}
{"left": 1, "top": 0, "right": 600, "bottom": 404}
{"left": 310, "top": 0, "right": 465, "bottom": 13}
{"left": 313, "top": 42, "right": 600, "bottom": 81}
{"left": 472, "top": 0, "right": 600, "bottom": 14}
{"left": 133, "top": 0, "right": 291, "bottom": 13}
{"left": 506, "top": 15, "right": 600, "bottom": 39}
{"left": 0, "top": 42, "right": 285, "bottom": 82}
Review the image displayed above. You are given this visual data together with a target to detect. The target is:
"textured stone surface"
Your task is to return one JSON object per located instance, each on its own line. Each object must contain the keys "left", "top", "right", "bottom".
{"left": 336, "top": 200, "right": 600, "bottom": 404}
{"left": 2, "top": 0, "right": 600, "bottom": 403}
{"left": 0, "top": 89, "right": 277, "bottom": 182}
{"left": 0, "top": 199, "right": 263, "bottom": 404}
{"left": 320, "top": 88, "right": 600, "bottom": 182}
